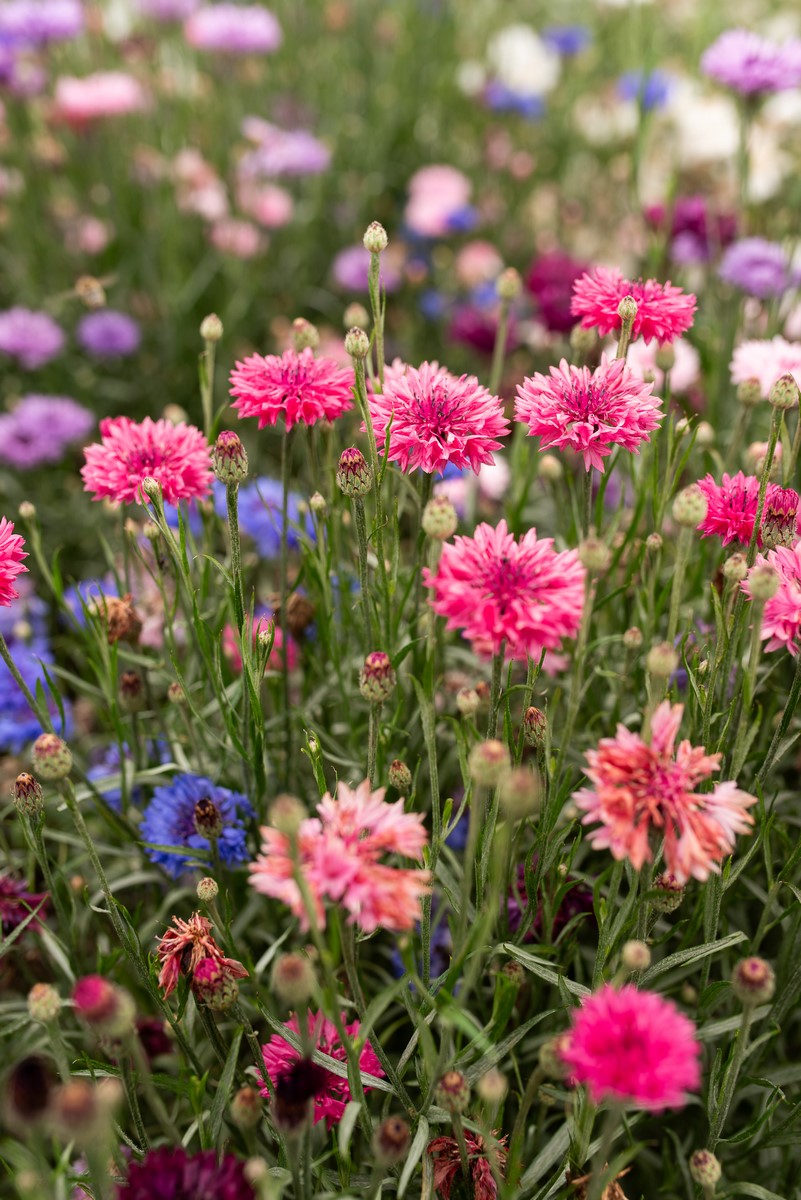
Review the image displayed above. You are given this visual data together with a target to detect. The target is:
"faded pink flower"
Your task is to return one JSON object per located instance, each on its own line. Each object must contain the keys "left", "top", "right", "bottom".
{"left": 423, "top": 519, "right": 585, "bottom": 661}
{"left": 260, "top": 1011, "right": 383, "bottom": 1128}
{"left": 249, "top": 779, "right": 430, "bottom": 932}
{"left": 730, "top": 335, "right": 801, "bottom": 398}
{"left": 81, "top": 416, "right": 213, "bottom": 506}
{"left": 744, "top": 542, "right": 801, "bottom": 654}
{"left": 627, "top": 336, "right": 701, "bottom": 393}
{"left": 155, "top": 912, "right": 248, "bottom": 999}
{"left": 53, "top": 72, "right": 148, "bottom": 125}
{"left": 571, "top": 266, "right": 697, "bottom": 344}
{"left": 222, "top": 614, "right": 298, "bottom": 673}
{"left": 236, "top": 181, "right": 294, "bottom": 228}
{"left": 429, "top": 1130, "right": 508, "bottom": 1200}
{"left": 515, "top": 355, "right": 662, "bottom": 472}
{"left": 574, "top": 701, "right": 756, "bottom": 883}
{"left": 229, "top": 347, "right": 353, "bottom": 431}
{"left": 0, "top": 517, "right": 27, "bottom": 607}
{"left": 209, "top": 217, "right": 263, "bottom": 259}
{"left": 562, "top": 984, "right": 701, "bottom": 1111}
{"left": 697, "top": 473, "right": 799, "bottom": 547}
{"left": 367, "top": 361, "right": 509, "bottom": 475}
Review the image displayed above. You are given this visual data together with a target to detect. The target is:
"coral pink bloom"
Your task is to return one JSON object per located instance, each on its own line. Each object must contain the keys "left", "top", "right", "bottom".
{"left": 697, "top": 473, "right": 799, "bottom": 547}
{"left": 423, "top": 519, "right": 585, "bottom": 661}
{"left": 731, "top": 335, "right": 801, "bottom": 398}
{"left": 53, "top": 72, "right": 148, "bottom": 125}
{"left": 744, "top": 542, "right": 801, "bottom": 654}
{"left": 368, "top": 361, "right": 509, "bottom": 475}
{"left": 155, "top": 912, "right": 248, "bottom": 998}
{"left": 261, "top": 1011, "right": 383, "bottom": 1128}
{"left": 81, "top": 416, "right": 213, "bottom": 506}
{"left": 249, "top": 779, "right": 430, "bottom": 932}
{"left": 0, "top": 518, "right": 27, "bottom": 607}
{"left": 429, "top": 1130, "right": 508, "bottom": 1200}
{"left": 571, "top": 266, "right": 697, "bottom": 344}
{"left": 574, "top": 702, "right": 756, "bottom": 883}
{"left": 229, "top": 347, "right": 353, "bottom": 431}
{"left": 515, "top": 355, "right": 662, "bottom": 472}
{"left": 562, "top": 984, "right": 701, "bottom": 1111}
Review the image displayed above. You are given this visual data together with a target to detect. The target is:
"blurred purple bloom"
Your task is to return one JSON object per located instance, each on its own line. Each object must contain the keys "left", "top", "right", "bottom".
{"left": 645, "top": 195, "right": 737, "bottom": 264}
{"left": 618, "top": 69, "right": 672, "bottom": 111}
{"left": 526, "top": 249, "right": 588, "bottom": 333}
{"left": 184, "top": 3, "right": 281, "bottom": 54}
{"left": 448, "top": 303, "right": 520, "bottom": 356}
{"left": 0, "top": 0, "right": 84, "bottom": 46}
{"left": 239, "top": 118, "right": 330, "bottom": 177}
{"left": 137, "top": 0, "right": 199, "bottom": 19}
{"left": 77, "top": 310, "right": 141, "bottom": 358}
{"left": 701, "top": 28, "right": 801, "bottom": 95}
{"left": 542, "top": 25, "right": 591, "bottom": 57}
{"left": 718, "top": 238, "right": 797, "bottom": 299}
{"left": 507, "top": 862, "right": 594, "bottom": 942}
{"left": 331, "top": 245, "right": 401, "bottom": 293}
{"left": 0, "top": 394, "right": 94, "bottom": 468}
{"left": 0, "top": 307, "right": 64, "bottom": 369}
{"left": 484, "top": 81, "right": 544, "bottom": 120}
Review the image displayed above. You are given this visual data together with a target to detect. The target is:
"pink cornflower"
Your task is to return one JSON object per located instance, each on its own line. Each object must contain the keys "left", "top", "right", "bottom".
{"left": 515, "top": 355, "right": 662, "bottom": 472}
{"left": 0, "top": 518, "right": 27, "bottom": 607}
{"left": 744, "top": 543, "right": 801, "bottom": 654}
{"left": 81, "top": 416, "right": 213, "bottom": 506}
{"left": 155, "top": 912, "right": 248, "bottom": 998}
{"left": 423, "top": 519, "right": 585, "bottom": 661}
{"left": 561, "top": 984, "right": 701, "bottom": 1111}
{"left": 696, "top": 473, "right": 799, "bottom": 547}
{"left": 428, "top": 1130, "right": 508, "bottom": 1200}
{"left": 367, "top": 361, "right": 509, "bottom": 474}
{"left": 52, "top": 72, "right": 148, "bottom": 125}
{"left": 229, "top": 347, "right": 353, "bottom": 431}
{"left": 222, "top": 614, "right": 299, "bottom": 673}
{"left": 249, "top": 779, "right": 430, "bottom": 932}
{"left": 730, "top": 335, "right": 801, "bottom": 398}
{"left": 571, "top": 266, "right": 697, "bottom": 345}
{"left": 574, "top": 701, "right": 756, "bottom": 883}
{"left": 260, "top": 1011, "right": 383, "bottom": 1128}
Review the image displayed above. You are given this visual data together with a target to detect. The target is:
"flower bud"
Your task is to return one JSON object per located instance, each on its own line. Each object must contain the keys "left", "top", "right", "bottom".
{"left": 271, "top": 952, "right": 317, "bottom": 1008}
{"left": 269, "top": 793, "right": 307, "bottom": 835}
{"left": 27, "top": 983, "right": 60, "bottom": 1024}
{"left": 388, "top": 759, "right": 412, "bottom": 792}
{"left": 621, "top": 940, "right": 651, "bottom": 972}
{"left": 760, "top": 485, "right": 800, "bottom": 550}
{"left": 32, "top": 734, "right": 72, "bottom": 781}
{"left": 337, "top": 447, "right": 372, "bottom": 497}
{"left": 769, "top": 372, "right": 799, "bottom": 411}
{"left": 372, "top": 1115, "right": 411, "bottom": 1167}
{"left": 18, "top": 501, "right": 36, "bottom": 520}
{"left": 343, "top": 302, "right": 370, "bottom": 330}
{"left": 468, "top": 739, "right": 511, "bottom": 787}
{"left": 723, "top": 553, "right": 748, "bottom": 582}
{"left": 651, "top": 872, "right": 685, "bottom": 913}
{"left": 689, "top": 1150, "right": 721, "bottom": 1188}
{"left": 737, "top": 378, "right": 762, "bottom": 407}
{"left": 578, "top": 535, "right": 611, "bottom": 574}
{"left": 72, "top": 976, "right": 135, "bottom": 1038}
{"left": 522, "top": 706, "right": 547, "bottom": 750}
{"left": 569, "top": 324, "right": 597, "bottom": 356}
{"left": 434, "top": 1070, "right": 470, "bottom": 1114}
{"left": 197, "top": 877, "right": 219, "bottom": 903}
{"left": 50, "top": 1077, "right": 122, "bottom": 1144}
{"left": 496, "top": 267, "right": 522, "bottom": 300}
{"left": 731, "top": 956, "right": 775, "bottom": 1005}
{"left": 696, "top": 421, "right": 714, "bottom": 447}
{"left": 476, "top": 1067, "right": 508, "bottom": 1105}
{"left": 193, "top": 958, "right": 240, "bottom": 1011}
{"left": 500, "top": 960, "right": 525, "bottom": 988}
{"left": 645, "top": 531, "right": 663, "bottom": 553}
{"left": 655, "top": 344, "right": 675, "bottom": 373}
{"left": 456, "top": 687, "right": 481, "bottom": 717}
{"left": 538, "top": 453, "right": 563, "bottom": 481}
{"left": 200, "top": 313, "right": 223, "bottom": 342}
{"left": 622, "top": 626, "right": 643, "bottom": 650}
{"left": 192, "top": 796, "right": 224, "bottom": 840}
{"left": 140, "top": 476, "right": 161, "bottom": 502}
{"left": 646, "top": 641, "right": 678, "bottom": 678}
{"left": 422, "top": 495, "right": 457, "bottom": 541}
{"left": 291, "top": 317, "right": 320, "bottom": 353}
{"left": 539, "top": 1033, "right": 572, "bottom": 1080}
{"left": 617, "top": 295, "right": 638, "bottom": 324}
{"left": 118, "top": 669, "right": 145, "bottom": 714}
{"left": 13, "top": 772, "right": 43, "bottom": 816}
{"left": 75, "top": 274, "right": 106, "bottom": 310}
{"left": 309, "top": 491, "right": 327, "bottom": 515}
{"left": 363, "top": 221, "right": 388, "bottom": 254}
{"left": 167, "top": 681, "right": 186, "bottom": 704}
{"left": 672, "top": 484, "right": 707, "bottom": 528}
{"left": 345, "top": 326, "right": 370, "bottom": 360}
{"left": 747, "top": 563, "right": 779, "bottom": 601}
{"left": 212, "top": 431, "right": 249, "bottom": 484}
{"left": 231, "top": 1086, "right": 263, "bottom": 1130}
{"left": 359, "top": 651, "right": 397, "bottom": 703}
{"left": 498, "top": 767, "right": 541, "bottom": 822}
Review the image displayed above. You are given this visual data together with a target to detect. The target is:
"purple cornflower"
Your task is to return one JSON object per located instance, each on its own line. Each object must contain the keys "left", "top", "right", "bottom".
{"left": 0, "top": 395, "right": 94, "bottom": 468}
{"left": 526, "top": 249, "right": 589, "bottom": 333}
{"left": 0, "top": 307, "right": 64, "bottom": 369}
{"left": 77, "top": 310, "right": 141, "bottom": 358}
{"left": 184, "top": 4, "right": 281, "bottom": 54}
{"left": 0, "top": 0, "right": 84, "bottom": 46}
{"left": 542, "top": 25, "right": 591, "bottom": 57}
{"left": 701, "top": 29, "right": 801, "bottom": 96}
{"left": 718, "top": 238, "right": 797, "bottom": 299}
{"left": 330, "top": 245, "right": 401, "bottom": 293}
{"left": 137, "top": 0, "right": 199, "bottom": 19}
{"left": 618, "top": 69, "right": 672, "bottom": 111}
{"left": 239, "top": 118, "right": 330, "bottom": 177}
{"left": 645, "top": 195, "right": 737, "bottom": 264}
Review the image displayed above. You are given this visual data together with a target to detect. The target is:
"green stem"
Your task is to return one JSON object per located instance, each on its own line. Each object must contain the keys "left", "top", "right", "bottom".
{"left": 280, "top": 427, "right": 293, "bottom": 787}
{"left": 708, "top": 1005, "right": 754, "bottom": 1152}
{"left": 503, "top": 1068, "right": 544, "bottom": 1198}
{"left": 488, "top": 297, "right": 511, "bottom": 396}
{"left": 757, "top": 646, "right": 801, "bottom": 784}
{"left": 555, "top": 577, "right": 595, "bottom": 785}
{"left": 586, "top": 1105, "right": 621, "bottom": 1200}
{"left": 582, "top": 469, "right": 594, "bottom": 537}
{"left": 367, "top": 703, "right": 380, "bottom": 787}
{"left": 353, "top": 498, "right": 374, "bottom": 648}
{"left": 353, "top": 358, "right": 390, "bottom": 644}
{"left": 746, "top": 410, "right": 781, "bottom": 569}
{"left": 368, "top": 252, "right": 385, "bottom": 392}
{"left": 200, "top": 339, "right": 216, "bottom": 439}
{"left": 667, "top": 527, "right": 692, "bottom": 644}
{"left": 487, "top": 648, "right": 504, "bottom": 739}
{"left": 226, "top": 482, "right": 245, "bottom": 635}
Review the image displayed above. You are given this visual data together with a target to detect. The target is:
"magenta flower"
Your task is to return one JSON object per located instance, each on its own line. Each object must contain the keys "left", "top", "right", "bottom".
{"left": 0, "top": 518, "right": 27, "bottom": 607}
{"left": 571, "top": 266, "right": 697, "bottom": 344}
{"left": 261, "top": 1011, "right": 383, "bottom": 1128}
{"left": 696, "top": 472, "right": 799, "bottom": 547}
{"left": 744, "top": 543, "right": 801, "bottom": 654}
{"left": 81, "top": 416, "right": 213, "bottom": 506}
{"left": 53, "top": 72, "right": 148, "bottom": 125}
{"left": 562, "top": 984, "right": 701, "bottom": 1111}
{"left": 515, "top": 355, "right": 662, "bottom": 472}
{"left": 423, "top": 519, "right": 585, "bottom": 661}
{"left": 368, "top": 361, "right": 509, "bottom": 475}
{"left": 229, "top": 347, "right": 353, "bottom": 431}
{"left": 0, "top": 871, "right": 46, "bottom": 935}
{"left": 701, "top": 29, "right": 801, "bottom": 96}
{"left": 120, "top": 1146, "right": 255, "bottom": 1200}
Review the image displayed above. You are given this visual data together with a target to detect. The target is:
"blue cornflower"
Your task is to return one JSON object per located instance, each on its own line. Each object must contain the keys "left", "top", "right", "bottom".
{"left": 140, "top": 773, "right": 254, "bottom": 878}
{"left": 617, "top": 69, "right": 672, "bottom": 111}
{"left": 542, "top": 25, "right": 591, "bottom": 57}
{"left": 445, "top": 205, "right": 480, "bottom": 234}
{"left": 213, "top": 477, "right": 315, "bottom": 558}
{"left": 484, "top": 81, "right": 545, "bottom": 120}
{"left": 0, "top": 637, "right": 71, "bottom": 753}
{"left": 418, "top": 290, "right": 450, "bottom": 321}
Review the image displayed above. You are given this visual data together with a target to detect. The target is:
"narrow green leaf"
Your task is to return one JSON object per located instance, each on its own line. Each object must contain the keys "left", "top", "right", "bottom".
{"left": 397, "top": 1116, "right": 428, "bottom": 1199}
{"left": 209, "top": 1025, "right": 243, "bottom": 1145}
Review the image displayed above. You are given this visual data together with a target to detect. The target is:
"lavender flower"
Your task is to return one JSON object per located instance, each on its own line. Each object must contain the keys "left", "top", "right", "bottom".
{"left": 701, "top": 29, "right": 801, "bottom": 96}
{"left": 718, "top": 238, "right": 797, "bottom": 299}
{"left": 77, "top": 310, "right": 141, "bottom": 358}
{"left": 331, "top": 245, "right": 401, "bottom": 293}
{"left": 137, "top": 0, "right": 199, "bottom": 19}
{"left": 0, "top": 307, "right": 64, "bottom": 369}
{"left": 0, "top": 395, "right": 94, "bottom": 469}
{"left": 0, "top": 0, "right": 84, "bottom": 46}
{"left": 239, "top": 118, "right": 330, "bottom": 177}
{"left": 184, "top": 4, "right": 281, "bottom": 55}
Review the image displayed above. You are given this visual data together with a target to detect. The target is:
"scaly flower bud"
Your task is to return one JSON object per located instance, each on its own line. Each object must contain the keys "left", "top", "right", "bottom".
{"left": 498, "top": 767, "right": 541, "bottom": 822}
{"left": 769, "top": 372, "right": 799, "bottom": 411}
{"left": 372, "top": 1114, "right": 411, "bottom": 1166}
{"left": 363, "top": 221, "right": 388, "bottom": 253}
{"left": 337, "top": 447, "right": 372, "bottom": 497}
{"left": 212, "top": 431, "right": 249, "bottom": 484}
{"left": 731, "top": 957, "right": 775, "bottom": 1005}
{"left": 27, "top": 983, "right": 61, "bottom": 1024}
{"left": 617, "top": 295, "right": 638, "bottom": 324}
{"left": 476, "top": 1068, "right": 508, "bottom": 1105}
{"left": 434, "top": 1070, "right": 470, "bottom": 1114}
{"left": 737, "top": 378, "right": 762, "bottom": 407}
{"left": 231, "top": 1086, "right": 263, "bottom": 1130}
{"left": 672, "top": 484, "right": 708, "bottom": 528}
{"left": 569, "top": 324, "right": 597, "bottom": 356}
{"left": 291, "top": 317, "right": 320, "bottom": 352}
{"left": 119, "top": 669, "right": 145, "bottom": 714}
{"left": 468, "top": 739, "right": 511, "bottom": 787}
{"left": 723, "top": 553, "right": 748, "bottom": 582}
{"left": 496, "top": 267, "right": 522, "bottom": 300}
{"left": 646, "top": 641, "right": 678, "bottom": 678}
{"left": 271, "top": 952, "right": 317, "bottom": 1008}
{"left": 422, "top": 495, "right": 457, "bottom": 541}
{"left": 689, "top": 1149, "right": 722, "bottom": 1187}
{"left": 200, "top": 313, "right": 223, "bottom": 342}
{"left": 72, "top": 976, "right": 135, "bottom": 1038}
{"left": 13, "top": 772, "right": 43, "bottom": 816}
{"left": 539, "top": 1033, "right": 572, "bottom": 1080}
{"left": 309, "top": 491, "right": 327, "bottom": 515}
{"left": 651, "top": 872, "right": 685, "bottom": 913}
{"left": 32, "top": 734, "right": 72, "bottom": 781}
{"left": 345, "top": 326, "right": 370, "bottom": 360}
{"left": 343, "top": 302, "right": 370, "bottom": 330}
{"left": 193, "top": 957, "right": 240, "bottom": 1011}
{"left": 621, "top": 940, "right": 651, "bottom": 972}
{"left": 196, "top": 877, "right": 219, "bottom": 903}
{"left": 269, "top": 794, "right": 307, "bottom": 835}
{"left": 623, "top": 626, "right": 643, "bottom": 650}
{"left": 456, "top": 687, "right": 481, "bottom": 717}
{"left": 359, "top": 651, "right": 397, "bottom": 703}
{"left": 747, "top": 563, "right": 779, "bottom": 601}
{"left": 388, "top": 760, "right": 413, "bottom": 792}
{"left": 578, "top": 535, "right": 611, "bottom": 574}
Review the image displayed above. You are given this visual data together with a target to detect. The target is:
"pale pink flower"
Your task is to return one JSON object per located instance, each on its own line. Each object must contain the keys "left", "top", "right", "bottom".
{"left": 81, "top": 416, "right": 213, "bottom": 506}
{"left": 236, "top": 180, "right": 294, "bottom": 228}
{"left": 730, "top": 335, "right": 801, "bottom": 398}
{"left": 627, "top": 336, "right": 701, "bottom": 393}
{"left": 368, "top": 361, "right": 509, "bottom": 475}
{"left": 229, "top": 347, "right": 353, "bottom": 430}
{"left": 562, "top": 984, "right": 701, "bottom": 1111}
{"left": 53, "top": 72, "right": 148, "bottom": 125}
{"left": 222, "top": 614, "right": 298, "bottom": 673}
{"left": 209, "top": 217, "right": 263, "bottom": 259}
{"left": 423, "top": 519, "right": 585, "bottom": 661}
{"left": 454, "top": 240, "right": 504, "bottom": 288}
{"left": 155, "top": 912, "right": 248, "bottom": 998}
{"left": 64, "top": 215, "right": 112, "bottom": 256}
{"left": 744, "top": 542, "right": 801, "bottom": 654}
{"left": 571, "top": 266, "right": 697, "bottom": 344}
{"left": 260, "top": 1011, "right": 383, "bottom": 1128}
{"left": 0, "top": 518, "right": 27, "bottom": 607}
{"left": 574, "top": 701, "right": 756, "bottom": 883}
{"left": 404, "top": 165, "right": 472, "bottom": 237}
{"left": 515, "top": 354, "right": 662, "bottom": 472}
{"left": 249, "top": 779, "right": 430, "bottom": 932}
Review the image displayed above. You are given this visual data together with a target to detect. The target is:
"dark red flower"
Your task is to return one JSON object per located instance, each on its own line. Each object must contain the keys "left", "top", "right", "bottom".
{"left": 526, "top": 250, "right": 589, "bottom": 333}
{"left": 428, "top": 1130, "right": 508, "bottom": 1200}
{"left": 118, "top": 1147, "right": 255, "bottom": 1200}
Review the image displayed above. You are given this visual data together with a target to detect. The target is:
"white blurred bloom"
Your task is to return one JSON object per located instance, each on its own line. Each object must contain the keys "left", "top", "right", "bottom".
{"left": 487, "top": 25, "right": 561, "bottom": 97}
{"left": 457, "top": 61, "right": 486, "bottom": 97}
{"left": 627, "top": 337, "right": 701, "bottom": 394}
{"left": 666, "top": 81, "right": 739, "bottom": 165}
{"left": 573, "top": 94, "right": 638, "bottom": 145}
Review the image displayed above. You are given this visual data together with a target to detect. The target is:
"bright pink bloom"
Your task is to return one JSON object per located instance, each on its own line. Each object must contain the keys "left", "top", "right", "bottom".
{"left": 0, "top": 517, "right": 27, "bottom": 607}
{"left": 260, "top": 1011, "right": 383, "bottom": 1128}
{"left": 155, "top": 912, "right": 248, "bottom": 999}
{"left": 423, "top": 519, "right": 585, "bottom": 661}
{"left": 81, "top": 416, "right": 213, "bottom": 506}
{"left": 744, "top": 542, "right": 801, "bottom": 654}
{"left": 428, "top": 1130, "right": 508, "bottom": 1200}
{"left": 249, "top": 779, "right": 430, "bottom": 932}
{"left": 53, "top": 72, "right": 148, "bottom": 125}
{"left": 571, "top": 266, "right": 697, "bottom": 344}
{"left": 368, "top": 361, "right": 509, "bottom": 475}
{"left": 574, "top": 702, "right": 756, "bottom": 883}
{"left": 515, "top": 355, "right": 662, "bottom": 472}
{"left": 562, "top": 984, "right": 701, "bottom": 1111}
{"left": 696, "top": 473, "right": 800, "bottom": 547}
{"left": 731, "top": 335, "right": 801, "bottom": 398}
{"left": 229, "top": 347, "right": 353, "bottom": 431}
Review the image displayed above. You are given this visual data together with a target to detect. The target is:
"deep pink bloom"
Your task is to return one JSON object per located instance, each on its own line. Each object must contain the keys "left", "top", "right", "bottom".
{"left": 53, "top": 72, "right": 148, "bottom": 125}
{"left": 229, "top": 347, "right": 353, "bottom": 431}
{"left": 574, "top": 702, "right": 756, "bottom": 883}
{"left": 368, "top": 361, "right": 509, "bottom": 475}
{"left": 526, "top": 249, "right": 588, "bottom": 334}
{"left": 428, "top": 1130, "right": 508, "bottom": 1200}
{"left": 571, "top": 266, "right": 697, "bottom": 344}
{"left": 697, "top": 473, "right": 800, "bottom": 547}
{"left": 562, "top": 984, "right": 701, "bottom": 1111}
{"left": 81, "top": 416, "right": 213, "bottom": 506}
{"left": 249, "top": 779, "right": 430, "bottom": 932}
{"left": 0, "top": 871, "right": 46, "bottom": 935}
{"left": 515, "top": 354, "right": 662, "bottom": 472}
{"left": 0, "top": 518, "right": 27, "bottom": 607}
{"left": 423, "top": 519, "right": 585, "bottom": 661}
{"left": 155, "top": 912, "right": 248, "bottom": 999}
{"left": 120, "top": 1146, "right": 255, "bottom": 1200}
{"left": 261, "top": 1011, "right": 383, "bottom": 1128}
{"left": 744, "top": 543, "right": 801, "bottom": 654}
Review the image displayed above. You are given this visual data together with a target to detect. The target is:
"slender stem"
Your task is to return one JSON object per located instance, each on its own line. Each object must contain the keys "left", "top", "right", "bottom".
{"left": 353, "top": 498, "right": 374, "bottom": 648}
{"left": 667, "top": 527, "right": 692, "bottom": 644}
{"left": 503, "top": 1068, "right": 545, "bottom": 1198}
{"left": 746, "top": 410, "right": 781, "bottom": 569}
{"left": 352, "top": 359, "right": 390, "bottom": 639}
{"left": 200, "top": 339, "right": 216, "bottom": 439}
{"left": 582, "top": 469, "right": 594, "bottom": 537}
{"left": 129, "top": 1035, "right": 181, "bottom": 1141}
{"left": 368, "top": 252, "right": 385, "bottom": 392}
{"left": 586, "top": 1105, "right": 621, "bottom": 1200}
{"left": 226, "top": 482, "right": 245, "bottom": 635}
{"left": 280, "top": 428, "right": 292, "bottom": 786}
{"left": 757, "top": 646, "right": 801, "bottom": 784}
{"left": 708, "top": 1005, "right": 754, "bottom": 1151}
{"left": 555, "top": 578, "right": 595, "bottom": 785}
{"left": 615, "top": 315, "right": 635, "bottom": 361}
{"left": 488, "top": 297, "right": 511, "bottom": 397}
{"left": 367, "top": 704, "right": 380, "bottom": 787}
{"left": 487, "top": 649, "right": 504, "bottom": 739}
{"left": 455, "top": 784, "right": 485, "bottom": 960}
